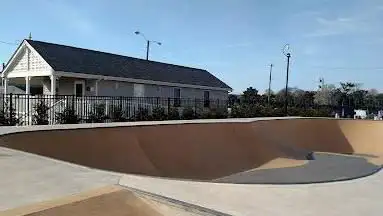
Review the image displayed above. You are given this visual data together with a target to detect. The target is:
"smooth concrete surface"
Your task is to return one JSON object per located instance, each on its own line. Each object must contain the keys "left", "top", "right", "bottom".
{"left": 0, "top": 147, "right": 230, "bottom": 216}
{"left": 214, "top": 152, "right": 381, "bottom": 184}
{"left": 119, "top": 170, "right": 383, "bottom": 216}
{"left": 1, "top": 117, "right": 383, "bottom": 215}
{"left": 0, "top": 146, "right": 121, "bottom": 212}
{"left": 1, "top": 118, "right": 382, "bottom": 182}
{"left": 1, "top": 185, "right": 211, "bottom": 216}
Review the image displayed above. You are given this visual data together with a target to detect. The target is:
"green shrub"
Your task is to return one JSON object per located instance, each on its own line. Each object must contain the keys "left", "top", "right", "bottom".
{"left": 134, "top": 107, "right": 152, "bottom": 121}
{"left": 87, "top": 103, "right": 108, "bottom": 123}
{"left": 110, "top": 105, "right": 126, "bottom": 122}
{"left": 33, "top": 100, "right": 50, "bottom": 125}
{"left": 56, "top": 107, "right": 81, "bottom": 124}
{"left": 181, "top": 107, "right": 196, "bottom": 120}
{"left": 230, "top": 104, "right": 287, "bottom": 118}
{"left": 167, "top": 107, "right": 180, "bottom": 120}
{"left": 200, "top": 107, "right": 229, "bottom": 119}
{"left": 0, "top": 106, "right": 22, "bottom": 126}
{"left": 214, "top": 107, "right": 229, "bottom": 119}
{"left": 287, "top": 107, "right": 301, "bottom": 116}
{"left": 230, "top": 104, "right": 248, "bottom": 118}
{"left": 200, "top": 109, "right": 212, "bottom": 119}
{"left": 152, "top": 107, "right": 167, "bottom": 121}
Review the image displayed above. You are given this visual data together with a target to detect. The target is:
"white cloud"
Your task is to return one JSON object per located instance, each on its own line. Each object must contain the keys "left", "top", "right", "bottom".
{"left": 303, "top": 3, "right": 383, "bottom": 38}
{"left": 304, "top": 17, "right": 361, "bottom": 37}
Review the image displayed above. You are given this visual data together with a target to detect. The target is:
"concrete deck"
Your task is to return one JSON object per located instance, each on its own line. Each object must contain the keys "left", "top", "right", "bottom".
{"left": 0, "top": 146, "right": 121, "bottom": 211}
{"left": 119, "top": 170, "right": 383, "bottom": 216}
{"left": 1, "top": 117, "right": 383, "bottom": 215}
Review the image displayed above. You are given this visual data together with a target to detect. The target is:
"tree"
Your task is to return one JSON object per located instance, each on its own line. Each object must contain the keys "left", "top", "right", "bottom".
{"left": 340, "top": 82, "right": 359, "bottom": 95}
{"left": 275, "top": 87, "right": 295, "bottom": 107}
{"left": 351, "top": 89, "right": 368, "bottom": 109}
{"left": 241, "top": 87, "right": 260, "bottom": 104}
{"left": 228, "top": 94, "right": 240, "bottom": 107}
{"left": 339, "top": 82, "right": 360, "bottom": 106}
{"left": 314, "top": 84, "right": 336, "bottom": 105}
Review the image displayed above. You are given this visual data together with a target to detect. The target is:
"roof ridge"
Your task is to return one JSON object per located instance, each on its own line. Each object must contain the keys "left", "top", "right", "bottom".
{"left": 26, "top": 39, "right": 207, "bottom": 72}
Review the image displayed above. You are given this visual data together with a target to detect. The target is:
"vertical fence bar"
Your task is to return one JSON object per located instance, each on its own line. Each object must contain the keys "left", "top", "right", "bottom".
{"left": 167, "top": 97, "right": 170, "bottom": 114}
{"left": 9, "top": 93, "right": 13, "bottom": 126}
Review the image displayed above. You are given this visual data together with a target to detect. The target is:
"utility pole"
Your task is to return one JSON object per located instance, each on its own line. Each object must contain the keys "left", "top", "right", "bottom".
{"left": 268, "top": 64, "right": 273, "bottom": 106}
{"left": 146, "top": 40, "right": 150, "bottom": 60}
{"left": 284, "top": 53, "right": 291, "bottom": 116}
{"left": 282, "top": 44, "right": 291, "bottom": 116}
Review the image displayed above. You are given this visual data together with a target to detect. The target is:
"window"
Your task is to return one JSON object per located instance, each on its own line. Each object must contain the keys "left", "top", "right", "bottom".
{"left": 174, "top": 88, "right": 181, "bottom": 107}
{"left": 204, "top": 91, "right": 210, "bottom": 107}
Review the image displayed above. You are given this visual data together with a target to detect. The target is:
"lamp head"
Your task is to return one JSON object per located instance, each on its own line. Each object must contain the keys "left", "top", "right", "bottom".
{"left": 283, "top": 44, "right": 291, "bottom": 56}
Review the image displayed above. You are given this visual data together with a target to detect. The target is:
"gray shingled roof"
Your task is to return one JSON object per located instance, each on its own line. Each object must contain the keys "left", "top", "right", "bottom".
{"left": 26, "top": 40, "right": 231, "bottom": 90}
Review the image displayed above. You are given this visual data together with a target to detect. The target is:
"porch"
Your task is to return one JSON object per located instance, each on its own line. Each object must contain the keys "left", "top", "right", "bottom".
{"left": 2, "top": 75, "right": 97, "bottom": 97}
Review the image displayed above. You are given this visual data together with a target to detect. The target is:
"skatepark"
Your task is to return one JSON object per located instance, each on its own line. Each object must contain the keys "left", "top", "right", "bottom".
{"left": 0, "top": 117, "right": 382, "bottom": 215}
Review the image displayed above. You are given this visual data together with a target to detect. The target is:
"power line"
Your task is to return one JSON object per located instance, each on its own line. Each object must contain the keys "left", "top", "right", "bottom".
{"left": 0, "top": 40, "right": 18, "bottom": 46}
{"left": 309, "top": 66, "right": 383, "bottom": 71}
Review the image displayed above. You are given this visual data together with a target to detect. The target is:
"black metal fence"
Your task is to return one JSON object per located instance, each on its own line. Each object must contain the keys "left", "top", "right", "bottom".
{"left": 0, "top": 94, "right": 228, "bottom": 126}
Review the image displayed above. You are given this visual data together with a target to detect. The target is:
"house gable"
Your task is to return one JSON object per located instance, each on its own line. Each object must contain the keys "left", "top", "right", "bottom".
{"left": 2, "top": 41, "right": 53, "bottom": 78}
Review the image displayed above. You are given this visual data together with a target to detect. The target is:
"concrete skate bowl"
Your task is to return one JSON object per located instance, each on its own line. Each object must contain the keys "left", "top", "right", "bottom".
{"left": 0, "top": 118, "right": 382, "bottom": 184}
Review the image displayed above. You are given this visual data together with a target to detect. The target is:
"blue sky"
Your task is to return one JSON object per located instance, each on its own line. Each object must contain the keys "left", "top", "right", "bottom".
{"left": 1, "top": 0, "right": 383, "bottom": 94}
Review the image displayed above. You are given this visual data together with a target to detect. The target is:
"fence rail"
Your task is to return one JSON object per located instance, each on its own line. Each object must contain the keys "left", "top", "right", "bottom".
{"left": 0, "top": 94, "right": 228, "bottom": 126}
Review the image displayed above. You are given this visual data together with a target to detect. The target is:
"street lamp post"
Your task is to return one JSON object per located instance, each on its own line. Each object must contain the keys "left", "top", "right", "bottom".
{"left": 268, "top": 63, "right": 273, "bottom": 106}
{"left": 283, "top": 44, "right": 291, "bottom": 116}
{"left": 134, "top": 31, "right": 162, "bottom": 60}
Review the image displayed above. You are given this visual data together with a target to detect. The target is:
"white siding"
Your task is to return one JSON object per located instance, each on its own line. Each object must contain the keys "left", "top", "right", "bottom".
{"left": 143, "top": 84, "right": 228, "bottom": 100}
{"left": 57, "top": 78, "right": 74, "bottom": 95}
{"left": 57, "top": 78, "right": 95, "bottom": 96}
{"left": 98, "top": 80, "right": 134, "bottom": 97}
{"left": 6, "top": 45, "right": 51, "bottom": 77}
{"left": 54, "top": 79, "right": 228, "bottom": 99}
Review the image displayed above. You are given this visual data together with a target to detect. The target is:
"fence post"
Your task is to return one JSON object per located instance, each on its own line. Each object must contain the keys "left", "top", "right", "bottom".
{"left": 72, "top": 95, "right": 75, "bottom": 111}
{"left": 194, "top": 98, "right": 197, "bottom": 116}
{"left": 9, "top": 93, "right": 13, "bottom": 126}
{"left": 167, "top": 97, "right": 171, "bottom": 114}
{"left": 1, "top": 94, "right": 4, "bottom": 115}
{"left": 27, "top": 94, "right": 31, "bottom": 126}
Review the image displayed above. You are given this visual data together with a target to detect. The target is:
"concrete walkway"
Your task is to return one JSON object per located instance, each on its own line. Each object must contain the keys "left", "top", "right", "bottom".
{"left": 0, "top": 147, "right": 122, "bottom": 211}
{"left": 119, "top": 170, "right": 383, "bottom": 216}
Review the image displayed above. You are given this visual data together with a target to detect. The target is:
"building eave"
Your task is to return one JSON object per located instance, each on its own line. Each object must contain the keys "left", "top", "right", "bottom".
{"left": 55, "top": 71, "right": 232, "bottom": 92}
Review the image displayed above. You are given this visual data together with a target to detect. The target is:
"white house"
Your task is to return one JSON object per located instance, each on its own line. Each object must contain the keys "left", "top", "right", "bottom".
{"left": 1, "top": 39, "right": 232, "bottom": 102}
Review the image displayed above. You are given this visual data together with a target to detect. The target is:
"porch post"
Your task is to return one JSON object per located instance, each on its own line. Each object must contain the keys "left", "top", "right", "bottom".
{"left": 95, "top": 79, "right": 100, "bottom": 96}
{"left": 25, "top": 76, "right": 31, "bottom": 95}
{"left": 3, "top": 78, "right": 8, "bottom": 95}
{"left": 50, "top": 75, "right": 56, "bottom": 96}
